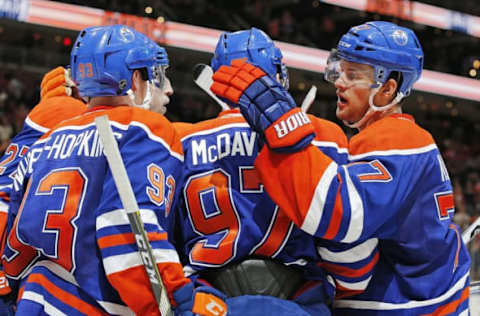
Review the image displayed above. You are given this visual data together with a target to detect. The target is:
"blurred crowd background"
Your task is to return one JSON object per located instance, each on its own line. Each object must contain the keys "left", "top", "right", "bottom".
{"left": 0, "top": 0, "right": 479, "bottom": 280}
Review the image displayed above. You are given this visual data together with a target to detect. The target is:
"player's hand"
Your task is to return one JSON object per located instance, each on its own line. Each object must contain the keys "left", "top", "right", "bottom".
{"left": 211, "top": 59, "right": 315, "bottom": 152}
{"left": 173, "top": 283, "right": 227, "bottom": 316}
{"left": 40, "top": 66, "right": 76, "bottom": 100}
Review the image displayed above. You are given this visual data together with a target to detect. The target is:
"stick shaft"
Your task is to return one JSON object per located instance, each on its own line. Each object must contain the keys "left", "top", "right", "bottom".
{"left": 462, "top": 216, "right": 480, "bottom": 244}
{"left": 194, "top": 64, "right": 230, "bottom": 111}
{"left": 95, "top": 115, "right": 172, "bottom": 315}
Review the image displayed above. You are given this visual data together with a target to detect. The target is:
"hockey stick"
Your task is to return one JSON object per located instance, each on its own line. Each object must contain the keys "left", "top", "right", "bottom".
{"left": 300, "top": 85, "right": 317, "bottom": 113}
{"left": 462, "top": 216, "right": 480, "bottom": 245}
{"left": 193, "top": 64, "right": 230, "bottom": 111}
{"left": 95, "top": 115, "right": 172, "bottom": 316}
{"left": 194, "top": 63, "right": 317, "bottom": 114}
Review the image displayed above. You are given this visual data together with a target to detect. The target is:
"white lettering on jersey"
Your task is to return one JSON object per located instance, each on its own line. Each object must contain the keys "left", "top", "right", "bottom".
{"left": 191, "top": 132, "right": 256, "bottom": 165}
{"left": 12, "top": 147, "right": 42, "bottom": 191}
{"left": 192, "top": 139, "right": 207, "bottom": 166}
{"left": 437, "top": 154, "right": 450, "bottom": 182}
{"left": 273, "top": 112, "right": 310, "bottom": 139}
{"left": 44, "top": 130, "right": 123, "bottom": 160}
{"left": 12, "top": 129, "right": 124, "bottom": 191}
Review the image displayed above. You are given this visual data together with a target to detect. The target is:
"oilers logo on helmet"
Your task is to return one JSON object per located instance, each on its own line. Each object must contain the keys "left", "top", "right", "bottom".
{"left": 392, "top": 29, "right": 409, "bottom": 46}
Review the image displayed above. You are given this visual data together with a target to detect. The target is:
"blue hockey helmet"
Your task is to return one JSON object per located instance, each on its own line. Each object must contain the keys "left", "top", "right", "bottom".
{"left": 71, "top": 24, "right": 169, "bottom": 98}
{"left": 329, "top": 21, "right": 423, "bottom": 97}
{"left": 211, "top": 27, "right": 289, "bottom": 89}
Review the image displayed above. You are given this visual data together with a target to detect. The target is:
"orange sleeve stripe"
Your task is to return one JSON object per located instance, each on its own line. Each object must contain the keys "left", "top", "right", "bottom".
{"left": 449, "top": 224, "right": 461, "bottom": 272}
{"left": 156, "top": 262, "right": 191, "bottom": 305}
{"left": 320, "top": 251, "right": 379, "bottom": 278}
{"left": 97, "top": 232, "right": 167, "bottom": 249}
{"left": 423, "top": 286, "right": 469, "bottom": 315}
{"left": 107, "top": 263, "right": 189, "bottom": 313}
{"left": 0, "top": 212, "right": 8, "bottom": 255}
{"left": 17, "top": 284, "right": 25, "bottom": 303}
{"left": 335, "top": 284, "right": 364, "bottom": 299}
{"left": 107, "top": 267, "right": 162, "bottom": 315}
{"left": 322, "top": 175, "right": 343, "bottom": 239}
{"left": 0, "top": 192, "right": 10, "bottom": 202}
{"left": 27, "top": 273, "right": 108, "bottom": 316}
{"left": 253, "top": 211, "right": 291, "bottom": 257}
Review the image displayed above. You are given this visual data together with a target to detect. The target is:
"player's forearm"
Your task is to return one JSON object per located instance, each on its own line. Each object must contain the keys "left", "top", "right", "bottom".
{"left": 254, "top": 144, "right": 334, "bottom": 232}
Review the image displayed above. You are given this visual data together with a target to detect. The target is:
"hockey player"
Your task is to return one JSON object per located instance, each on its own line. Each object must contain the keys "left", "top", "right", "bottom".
{"left": 171, "top": 28, "right": 376, "bottom": 316}
{"left": 210, "top": 21, "right": 470, "bottom": 315}
{"left": 0, "top": 67, "right": 87, "bottom": 315}
{"left": 1, "top": 25, "right": 226, "bottom": 315}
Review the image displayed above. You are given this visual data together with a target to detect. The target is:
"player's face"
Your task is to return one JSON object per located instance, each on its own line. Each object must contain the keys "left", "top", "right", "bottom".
{"left": 334, "top": 60, "right": 375, "bottom": 123}
{"left": 150, "top": 76, "right": 173, "bottom": 115}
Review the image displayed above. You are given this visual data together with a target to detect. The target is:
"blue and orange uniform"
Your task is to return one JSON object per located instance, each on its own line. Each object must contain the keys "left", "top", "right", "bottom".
{"left": 172, "top": 108, "right": 378, "bottom": 314}
{"left": 0, "top": 96, "right": 86, "bottom": 299}
{"left": 255, "top": 114, "right": 470, "bottom": 315}
{"left": 2, "top": 106, "right": 190, "bottom": 315}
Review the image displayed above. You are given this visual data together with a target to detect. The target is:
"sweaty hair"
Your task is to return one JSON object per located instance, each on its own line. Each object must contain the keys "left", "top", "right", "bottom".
{"left": 388, "top": 71, "right": 404, "bottom": 103}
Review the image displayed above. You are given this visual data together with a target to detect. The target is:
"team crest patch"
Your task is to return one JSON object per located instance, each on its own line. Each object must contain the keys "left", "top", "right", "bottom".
{"left": 392, "top": 29, "right": 408, "bottom": 46}
{"left": 119, "top": 27, "right": 135, "bottom": 42}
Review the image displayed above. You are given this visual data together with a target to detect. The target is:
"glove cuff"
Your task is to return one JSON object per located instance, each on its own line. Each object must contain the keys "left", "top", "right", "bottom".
{"left": 264, "top": 108, "right": 315, "bottom": 152}
{"left": 192, "top": 286, "right": 227, "bottom": 316}
{"left": 173, "top": 282, "right": 194, "bottom": 309}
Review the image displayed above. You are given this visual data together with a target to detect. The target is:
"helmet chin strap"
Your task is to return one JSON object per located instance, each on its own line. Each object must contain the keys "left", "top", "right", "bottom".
{"left": 126, "top": 81, "right": 153, "bottom": 110}
{"left": 343, "top": 84, "right": 404, "bottom": 129}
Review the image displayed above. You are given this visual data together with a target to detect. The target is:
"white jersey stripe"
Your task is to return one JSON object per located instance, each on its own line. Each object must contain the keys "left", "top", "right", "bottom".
{"left": 318, "top": 238, "right": 378, "bottom": 263}
{"left": 97, "top": 209, "right": 159, "bottom": 230}
{"left": 311, "top": 140, "right": 349, "bottom": 154}
{"left": 34, "top": 261, "right": 135, "bottom": 315}
{"left": 35, "top": 260, "right": 79, "bottom": 285}
{"left": 302, "top": 161, "right": 337, "bottom": 235}
{"left": 25, "top": 116, "right": 49, "bottom": 134}
{"left": 0, "top": 184, "right": 13, "bottom": 191}
{"left": 22, "top": 291, "right": 68, "bottom": 316}
{"left": 0, "top": 200, "right": 9, "bottom": 213}
{"left": 98, "top": 301, "right": 135, "bottom": 316}
{"left": 103, "top": 249, "right": 180, "bottom": 275}
{"left": 334, "top": 271, "right": 469, "bottom": 310}
{"left": 458, "top": 309, "right": 469, "bottom": 316}
{"left": 341, "top": 166, "right": 364, "bottom": 243}
{"left": 349, "top": 144, "right": 437, "bottom": 161}
{"left": 336, "top": 276, "right": 371, "bottom": 291}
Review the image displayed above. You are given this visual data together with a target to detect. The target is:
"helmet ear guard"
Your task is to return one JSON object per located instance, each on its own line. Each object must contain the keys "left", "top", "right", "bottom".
{"left": 211, "top": 27, "right": 289, "bottom": 89}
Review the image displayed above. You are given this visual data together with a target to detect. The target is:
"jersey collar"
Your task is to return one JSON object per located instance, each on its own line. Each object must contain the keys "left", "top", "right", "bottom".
{"left": 389, "top": 113, "right": 415, "bottom": 123}
{"left": 218, "top": 108, "right": 242, "bottom": 118}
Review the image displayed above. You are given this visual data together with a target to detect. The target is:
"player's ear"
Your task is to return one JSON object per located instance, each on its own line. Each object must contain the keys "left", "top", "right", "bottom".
{"left": 131, "top": 70, "right": 142, "bottom": 92}
{"left": 380, "top": 79, "right": 397, "bottom": 99}
{"left": 372, "top": 78, "right": 398, "bottom": 107}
